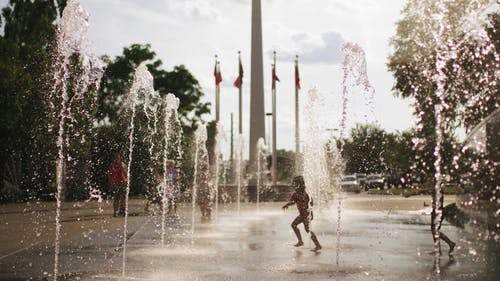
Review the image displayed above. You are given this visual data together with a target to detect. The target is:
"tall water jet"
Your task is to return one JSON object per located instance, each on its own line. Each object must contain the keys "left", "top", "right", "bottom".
{"left": 255, "top": 137, "right": 267, "bottom": 211}
{"left": 192, "top": 124, "right": 212, "bottom": 233}
{"left": 428, "top": 1, "right": 498, "bottom": 274}
{"left": 49, "top": 1, "right": 102, "bottom": 279}
{"left": 143, "top": 88, "right": 161, "bottom": 218}
{"left": 325, "top": 139, "right": 343, "bottom": 194}
{"left": 236, "top": 134, "right": 245, "bottom": 214}
{"left": 336, "top": 42, "right": 374, "bottom": 265}
{"left": 122, "top": 62, "right": 155, "bottom": 276}
{"left": 392, "top": 0, "right": 499, "bottom": 275}
{"left": 161, "top": 93, "right": 182, "bottom": 245}
{"left": 144, "top": 90, "right": 161, "bottom": 162}
{"left": 302, "top": 89, "right": 335, "bottom": 210}
{"left": 430, "top": 2, "right": 450, "bottom": 273}
{"left": 53, "top": 0, "right": 61, "bottom": 20}
{"left": 214, "top": 122, "right": 225, "bottom": 221}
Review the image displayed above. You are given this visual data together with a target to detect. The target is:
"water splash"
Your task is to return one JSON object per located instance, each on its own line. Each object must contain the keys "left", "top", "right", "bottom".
{"left": 161, "top": 93, "right": 182, "bottom": 246}
{"left": 398, "top": 0, "right": 499, "bottom": 276}
{"left": 53, "top": 0, "right": 61, "bottom": 20}
{"left": 144, "top": 89, "right": 161, "bottom": 165}
{"left": 255, "top": 138, "right": 267, "bottom": 212}
{"left": 50, "top": 1, "right": 102, "bottom": 280}
{"left": 192, "top": 125, "right": 211, "bottom": 233}
{"left": 214, "top": 122, "right": 226, "bottom": 221}
{"left": 431, "top": 0, "right": 499, "bottom": 274}
{"left": 302, "top": 88, "right": 341, "bottom": 255}
{"left": 302, "top": 89, "right": 333, "bottom": 211}
{"left": 122, "top": 63, "right": 155, "bottom": 277}
{"left": 237, "top": 134, "right": 244, "bottom": 214}
{"left": 144, "top": 89, "right": 160, "bottom": 217}
{"left": 335, "top": 42, "right": 376, "bottom": 265}
{"left": 431, "top": 1, "right": 449, "bottom": 273}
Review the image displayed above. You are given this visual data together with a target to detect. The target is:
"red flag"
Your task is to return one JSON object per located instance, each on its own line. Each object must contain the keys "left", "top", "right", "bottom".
{"left": 233, "top": 57, "right": 243, "bottom": 88}
{"left": 214, "top": 61, "right": 222, "bottom": 87}
{"left": 272, "top": 64, "right": 280, "bottom": 90}
{"left": 295, "top": 60, "right": 301, "bottom": 90}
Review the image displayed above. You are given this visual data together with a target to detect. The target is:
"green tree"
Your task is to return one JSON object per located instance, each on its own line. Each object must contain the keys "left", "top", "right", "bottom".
{"left": 97, "top": 43, "right": 210, "bottom": 128}
{"left": 387, "top": 0, "right": 499, "bottom": 183}
{"left": 265, "top": 149, "right": 294, "bottom": 183}
{"left": 343, "top": 124, "right": 389, "bottom": 175}
{"left": 0, "top": 0, "right": 66, "bottom": 201}
{"left": 339, "top": 124, "right": 458, "bottom": 188}
{"left": 54, "top": 53, "right": 100, "bottom": 200}
{"left": 384, "top": 130, "right": 414, "bottom": 178}
{"left": 96, "top": 44, "right": 210, "bottom": 197}
{"left": 276, "top": 149, "right": 295, "bottom": 182}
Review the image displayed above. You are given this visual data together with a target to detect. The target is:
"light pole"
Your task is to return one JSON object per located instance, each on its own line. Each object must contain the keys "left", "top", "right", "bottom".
{"left": 271, "top": 52, "right": 278, "bottom": 187}
{"left": 326, "top": 128, "right": 339, "bottom": 139}
{"left": 266, "top": 112, "right": 272, "bottom": 151}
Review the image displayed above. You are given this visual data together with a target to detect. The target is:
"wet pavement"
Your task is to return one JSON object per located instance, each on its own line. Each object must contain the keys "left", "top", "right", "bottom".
{"left": 0, "top": 194, "right": 498, "bottom": 280}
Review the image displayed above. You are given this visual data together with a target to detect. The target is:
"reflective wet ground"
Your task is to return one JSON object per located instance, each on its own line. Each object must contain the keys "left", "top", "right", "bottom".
{"left": 0, "top": 194, "right": 498, "bottom": 280}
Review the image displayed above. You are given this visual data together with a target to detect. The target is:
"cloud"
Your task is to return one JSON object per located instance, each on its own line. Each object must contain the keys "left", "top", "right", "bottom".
{"left": 326, "top": 0, "right": 354, "bottom": 14}
{"left": 269, "top": 31, "right": 345, "bottom": 64}
{"left": 116, "top": 1, "right": 178, "bottom": 25}
{"left": 326, "top": 0, "right": 379, "bottom": 14}
{"left": 163, "top": 0, "right": 221, "bottom": 21}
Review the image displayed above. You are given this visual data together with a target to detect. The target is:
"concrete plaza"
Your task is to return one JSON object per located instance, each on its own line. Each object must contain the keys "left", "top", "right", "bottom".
{"left": 0, "top": 194, "right": 498, "bottom": 280}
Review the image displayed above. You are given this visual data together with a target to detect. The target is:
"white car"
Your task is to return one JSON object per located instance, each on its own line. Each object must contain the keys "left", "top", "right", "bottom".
{"left": 340, "top": 175, "right": 360, "bottom": 192}
{"left": 365, "top": 174, "right": 386, "bottom": 190}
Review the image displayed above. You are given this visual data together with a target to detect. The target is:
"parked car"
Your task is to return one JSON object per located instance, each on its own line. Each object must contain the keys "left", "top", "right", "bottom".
{"left": 354, "top": 173, "right": 367, "bottom": 189}
{"left": 340, "top": 175, "right": 360, "bottom": 192}
{"left": 365, "top": 174, "right": 386, "bottom": 190}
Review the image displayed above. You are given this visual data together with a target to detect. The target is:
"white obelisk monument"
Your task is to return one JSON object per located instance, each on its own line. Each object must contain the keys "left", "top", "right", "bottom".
{"left": 249, "top": 0, "right": 266, "bottom": 165}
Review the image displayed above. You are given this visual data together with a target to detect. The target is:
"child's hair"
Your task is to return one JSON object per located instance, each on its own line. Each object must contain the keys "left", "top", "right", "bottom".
{"left": 166, "top": 160, "right": 176, "bottom": 168}
{"left": 292, "top": 176, "right": 305, "bottom": 190}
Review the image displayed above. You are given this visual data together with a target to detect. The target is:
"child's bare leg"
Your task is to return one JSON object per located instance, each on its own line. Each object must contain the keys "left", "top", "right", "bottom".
{"left": 440, "top": 231, "right": 455, "bottom": 254}
{"left": 292, "top": 216, "right": 303, "bottom": 246}
{"left": 310, "top": 231, "right": 322, "bottom": 251}
{"left": 304, "top": 220, "right": 321, "bottom": 251}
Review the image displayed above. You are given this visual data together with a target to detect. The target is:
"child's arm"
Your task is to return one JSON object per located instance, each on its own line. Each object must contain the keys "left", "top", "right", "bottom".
{"left": 282, "top": 201, "right": 295, "bottom": 210}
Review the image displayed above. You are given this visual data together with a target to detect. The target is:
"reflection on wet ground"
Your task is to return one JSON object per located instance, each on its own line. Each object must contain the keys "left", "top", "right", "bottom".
{"left": 0, "top": 195, "right": 498, "bottom": 280}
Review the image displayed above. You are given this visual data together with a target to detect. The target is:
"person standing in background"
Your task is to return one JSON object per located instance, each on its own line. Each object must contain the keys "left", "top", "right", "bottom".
{"left": 107, "top": 152, "right": 127, "bottom": 217}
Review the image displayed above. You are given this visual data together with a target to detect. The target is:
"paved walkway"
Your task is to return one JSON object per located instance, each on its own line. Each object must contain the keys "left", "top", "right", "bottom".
{"left": 0, "top": 195, "right": 498, "bottom": 280}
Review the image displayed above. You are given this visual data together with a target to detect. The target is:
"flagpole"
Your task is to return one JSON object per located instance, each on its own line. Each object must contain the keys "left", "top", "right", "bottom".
{"left": 214, "top": 55, "right": 220, "bottom": 122}
{"left": 236, "top": 51, "right": 242, "bottom": 135}
{"left": 236, "top": 51, "right": 243, "bottom": 214}
{"left": 272, "top": 51, "right": 277, "bottom": 187}
{"left": 230, "top": 112, "right": 234, "bottom": 163}
{"left": 294, "top": 55, "right": 300, "bottom": 174}
{"left": 216, "top": 57, "right": 221, "bottom": 122}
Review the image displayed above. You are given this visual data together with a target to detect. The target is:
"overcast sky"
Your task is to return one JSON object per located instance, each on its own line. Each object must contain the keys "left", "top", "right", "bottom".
{"left": 2, "top": 0, "right": 415, "bottom": 159}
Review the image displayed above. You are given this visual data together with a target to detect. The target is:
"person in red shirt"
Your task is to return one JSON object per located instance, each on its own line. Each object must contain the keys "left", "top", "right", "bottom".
{"left": 107, "top": 152, "right": 128, "bottom": 217}
{"left": 282, "top": 176, "right": 322, "bottom": 251}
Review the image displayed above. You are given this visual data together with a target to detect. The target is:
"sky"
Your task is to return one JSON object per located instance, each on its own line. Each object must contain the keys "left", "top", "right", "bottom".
{"left": 1, "top": 0, "right": 415, "bottom": 159}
